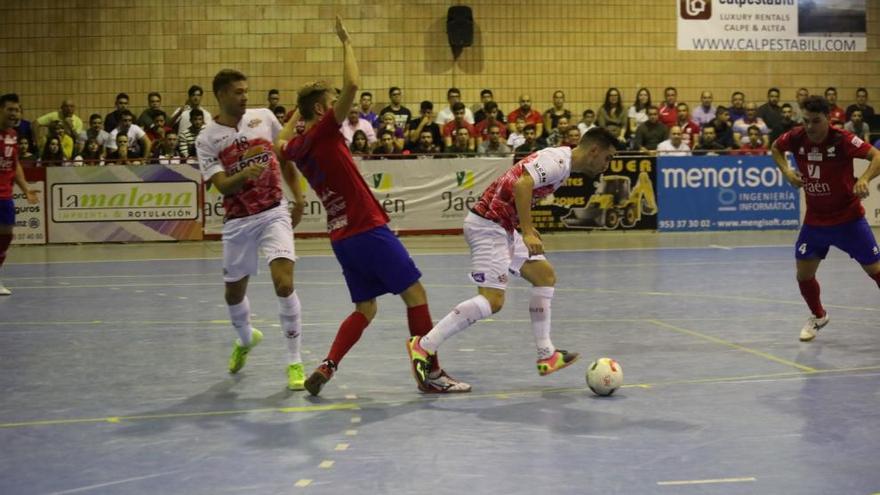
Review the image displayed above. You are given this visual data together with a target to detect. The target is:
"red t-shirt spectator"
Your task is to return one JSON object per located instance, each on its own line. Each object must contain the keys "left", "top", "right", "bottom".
{"left": 507, "top": 108, "right": 542, "bottom": 128}
{"left": 829, "top": 105, "right": 846, "bottom": 125}
{"left": 475, "top": 119, "right": 508, "bottom": 140}
{"left": 658, "top": 104, "right": 678, "bottom": 128}
{"left": 442, "top": 120, "right": 477, "bottom": 138}
{"left": 678, "top": 120, "right": 701, "bottom": 149}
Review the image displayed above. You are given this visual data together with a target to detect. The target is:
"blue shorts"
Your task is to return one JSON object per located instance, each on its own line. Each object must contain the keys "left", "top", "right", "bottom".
{"left": 795, "top": 217, "right": 880, "bottom": 266}
{"left": 331, "top": 225, "right": 422, "bottom": 303}
{"left": 0, "top": 199, "right": 14, "bottom": 226}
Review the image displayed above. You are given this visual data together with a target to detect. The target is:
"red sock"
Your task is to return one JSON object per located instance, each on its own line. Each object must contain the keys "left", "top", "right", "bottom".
{"left": 0, "top": 233, "right": 12, "bottom": 268}
{"left": 870, "top": 271, "right": 880, "bottom": 289}
{"left": 326, "top": 312, "right": 370, "bottom": 365}
{"left": 798, "top": 278, "right": 825, "bottom": 318}
{"left": 407, "top": 304, "right": 440, "bottom": 372}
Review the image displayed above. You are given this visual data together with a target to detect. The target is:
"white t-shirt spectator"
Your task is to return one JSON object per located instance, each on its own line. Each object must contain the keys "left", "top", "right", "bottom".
{"left": 656, "top": 140, "right": 691, "bottom": 156}
{"left": 434, "top": 106, "right": 475, "bottom": 126}
{"left": 107, "top": 125, "right": 148, "bottom": 156}
{"left": 627, "top": 106, "right": 648, "bottom": 127}
{"left": 174, "top": 107, "right": 213, "bottom": 134}
{"left": 76, "top": 129, "right": 112, "bottom": 148}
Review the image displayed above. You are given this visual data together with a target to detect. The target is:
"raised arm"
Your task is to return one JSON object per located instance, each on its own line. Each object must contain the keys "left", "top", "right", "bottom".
{"left": 332, "top": 16, "right": 360, "bottom": 125}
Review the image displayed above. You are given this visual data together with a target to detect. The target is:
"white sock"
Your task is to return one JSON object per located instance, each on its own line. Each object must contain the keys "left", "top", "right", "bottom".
{"left": 228, "top": 297, "right": 253, "bottom": 346}
{"left": 530, "top": 286, "right": 555, "bottom": 360}
{"left": 420, "top": 295, "right": 493, "bottom": 353}
{"left": 279, "top": 291, "right": 303, "bottom": 364}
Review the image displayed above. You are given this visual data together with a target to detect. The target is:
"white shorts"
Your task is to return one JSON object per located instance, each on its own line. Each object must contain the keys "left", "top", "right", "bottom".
{"left": 222, "top": 204, "right": 296, "bottom": 282}
{"left": 463, "top": 212, "right": 546, "bottom": 290}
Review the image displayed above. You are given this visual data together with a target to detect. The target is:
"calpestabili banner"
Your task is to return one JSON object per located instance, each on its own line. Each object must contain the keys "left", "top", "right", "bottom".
{"left": 677, "top": 0, "right": 866, "bottom": 52}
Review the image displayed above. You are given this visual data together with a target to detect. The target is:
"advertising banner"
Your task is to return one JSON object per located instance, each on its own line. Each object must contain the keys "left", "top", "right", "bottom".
{"left": 678, "top": 0, "right": 866, "bottom": 52}
{"left": 11, "top": 167, "right": 46, "bottom": 245}
{"left": 48, "top": 164, "right": 203, "bottom": 243}
{"left": 657, "top": 155, "right": 800, "bottom": 231}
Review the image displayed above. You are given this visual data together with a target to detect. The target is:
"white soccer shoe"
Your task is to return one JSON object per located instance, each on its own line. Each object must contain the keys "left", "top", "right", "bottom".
{"left": 0, "top": 282, "right": 10, "bottom": 296}
{"left": 799, "top": 313, "right": 829, "bottom": 342}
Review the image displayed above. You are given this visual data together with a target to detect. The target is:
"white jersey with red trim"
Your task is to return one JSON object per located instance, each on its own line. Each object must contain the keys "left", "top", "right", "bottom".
{"left": 196, "top": 108, "right": 283, "bottom": 221}
{"left": 471, "top": 146, "right": 572, "bottom": 232}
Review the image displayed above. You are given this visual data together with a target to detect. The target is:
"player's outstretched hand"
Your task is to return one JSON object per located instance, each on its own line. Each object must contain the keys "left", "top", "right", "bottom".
{"left": 784, "top": 169, "right": 803, "bottom": 189}
{"left": 335, "top": 16, "right": 350, "bottom": 44}
{"left": 854, "top": 178, "right": 870, "bottom": 199}
{"left": 522, "top": 227, "right": 544, "bottom": 256}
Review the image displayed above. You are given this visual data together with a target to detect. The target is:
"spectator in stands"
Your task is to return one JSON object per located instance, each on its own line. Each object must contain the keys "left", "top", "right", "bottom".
{"left": 446, "top": 127, "right": 473, "bottom": 157}
{"left": 789, "top": 87, "right": 810, "bottom": 124}
{"left": 675, "top": 103, "right": 701, "bottom": 150}
{"left": 379, "top": 86, "right": 411, "bottom": 131}
{"left": 507, "top": 94, "right": 543, "bottom": 137}
{"left": 177, "top": 108, "right": 205, "bottom": 158}
{"left": 170, "top": 85, "right": 213, "bottom": 133}
{"left": 435, "top": 87, "right": 474, "bottom": 127}
{"left": 507, "top": 116, "right": 526, "bottom": 149}
{"left": 825, "top": 87, "right": 846, "bottom": 126}
{"left": 475, "top": 101, "right": 507, "bottom": 146}
{"left": 656, "top": 126, "right": 691, "bottom": 156}
{"left": 104, "top": 93, "right": 129, "bottom": 133}
{"left": 709, "top": 106, "right": 735, "bottom": 149}
{"left": 577, "top": 109, "right": 596, "bottom": 136}
{"left": 728, "top": 91, "right": 746, "bottom": 122}
{"left": 772, "top": 103, "right": 800, "bottom": 143}
{"left": 692, "top": 91, "right": 716, "bottom": 127}
{"left": 18, "top": 136, "right": 36, "bottom": 166}
{"left": 733, "top": 103, "right": 770, "bottom": 147}
{"left": 543, "top": 90, "right": 572, "bottom": 133}
{"left": 76, "top": 114, "right": 111, "bottom": 157}
{"left": 407, "top": 101, "right": 442, "bottom": 149}
{"left": 597, "top": 87, "right": 626, "bottom": 141}
{"left": 474, "top": 89, "right": 505, "bottom": 124}
{"left": 47, "top": 120, "right": 74, "bottom": 160}
{"left": 357, "top": 91, "right": 379, "bottom": 128}
{"left": 370, "top": 130, "right": 404, "bottom": 160}
{"left": 377, "top": 111, "right": 406, "bottom": 149}
{"left": 627, "top": 87, "right": 652, "bottom": 137}
{"left": 544, "top": 116, "right": 571, "bottom": 147}
{"left": 846, "top": 87, "right": 874, "bottom": 123}
{"left": 137, "top": 92, "right": 163, "bottom": 129}
{"left": 409, "top": 129, "right": 440, "bottom": 158}
{"left": 107, "top": 110, "right": 150, "bottom": 159}
{"left": 563, "top": 126, "right": 581, "bottom": 147}
{"left": 341, "top": 105, "right": 377, "bottom": 146}
{"left": 74, "top": 137, "right": 103, "bottom": 166}
{"left": 845, "top": 109, "right": 871, "bottom": 142}
{"left": 758, "top": 87, "right": 783, "bottom": 139}
{"left": 658, "top": 87, "right": 678, "bottom": 128}
{"left": 105, "top": 134, "right": 140, "bottom": 165}
{"left": 9, "top": 104, "right": 35, "bottom": 154}
{"left": 633, "top": 106, "right": 668, "bottom": 152}
{"left": 693, "top": 126, "right": 727, "bottom": 155}
{"left": 477, "top": 124, "right": 511, "bottom": 157}
{"left": 513, "top": 124, "right": 543, "bottom": 162}
{"left": 36, "top": 99, "right": 82, "bottom": 152}
{"left": 734, "top": 126, "right": 769, "bottom": 156}
{"left": 442, "top": 102, "right": 476, "bottom": 151}
{"left": 605, "top": 122, "right": 628, "bottom": 151}
{"left": 145, "top": 111, "right": 171, "bottom": 144}
{"left": 267, "top": 89, "right": 281, "bottom": 112}
{"left": 40, "top": 136, "right": 66, "bottom": 166}
{"left": 349, "top": 129, "right": 372, "bottom": 156}
{"left": 273, "top": 106, "right": 287, "bottom": 124}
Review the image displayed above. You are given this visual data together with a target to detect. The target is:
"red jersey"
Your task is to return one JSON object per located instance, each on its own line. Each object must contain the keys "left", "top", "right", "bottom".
{"left": 506, "top": 108, "right": 543, "bottom": 128}
{"left": 658, "top": 104, "right": 678, "bottom": 128}
{"left": 775, "top": 126, "right": 872, "bottom": 226}
{"left": 677, "top": 120, "right": 701, "bottom": 149}
{"left": 472, "top": 147, "right": 571, "bottom": 232}
{"left": 0, "top": 129, "right": 19, "bottom": 199}
{"left": 829, "top": 105, "right": 846, "bottom": 125}
{"left": 475, "top": 119, "right": 508, "bottom": 140}
{"left": 283, "top": 112, "right": 388, "bottom": 241}
{"left": 442, "top": 120, "right": 477, "bottom": 138}
{"left": 196, "top": 108, "right": 283, "bottom": 221}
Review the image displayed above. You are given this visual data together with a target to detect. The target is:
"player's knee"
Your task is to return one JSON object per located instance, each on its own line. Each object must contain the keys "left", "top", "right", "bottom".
{"left": 356, "top": 300, "right": 378, "bottom": 322}
{"left": 273, "top": 281, "right": 294, "bottom": 297}
{"left": 224, "top": 290, "right": 245, "bottom": 306}
{"left": 485, "top": 293, "right": 505, "bottom": 313}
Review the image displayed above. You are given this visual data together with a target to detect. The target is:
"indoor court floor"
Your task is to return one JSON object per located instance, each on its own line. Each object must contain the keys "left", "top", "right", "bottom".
{"left": 1, "top": 231, "right": 879, "bottom": 495}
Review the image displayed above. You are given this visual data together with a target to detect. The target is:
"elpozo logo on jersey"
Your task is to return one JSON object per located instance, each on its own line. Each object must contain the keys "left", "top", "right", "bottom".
{"left": 680, "top": 0, "right": 711, "bottom": 19}
{"left": 455, "top": 170, "right": 475, "bottom": 189}
{"left": 372, "top": 172, "right": 393, "bottom": 191}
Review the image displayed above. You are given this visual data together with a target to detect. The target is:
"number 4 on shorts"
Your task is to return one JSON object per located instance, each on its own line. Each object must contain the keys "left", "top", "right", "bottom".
{"left": 798, "top": 243, "right": 807, "bottom": 255}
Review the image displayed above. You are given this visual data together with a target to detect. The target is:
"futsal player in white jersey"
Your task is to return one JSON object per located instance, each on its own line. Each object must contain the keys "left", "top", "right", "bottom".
{"left": 196, "top": 69, "right": 308, "bottom": 390}
{"left": 407, "top": 127, "right": 618, "bottom": 389}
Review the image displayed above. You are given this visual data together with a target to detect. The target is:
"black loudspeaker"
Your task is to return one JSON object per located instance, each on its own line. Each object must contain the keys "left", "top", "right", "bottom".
{"left": 447, "top": 6, "right": 473, "bottom": 58}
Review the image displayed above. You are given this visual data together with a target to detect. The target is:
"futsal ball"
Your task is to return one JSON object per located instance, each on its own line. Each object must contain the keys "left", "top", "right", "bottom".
{"left": 586, "top": 358, "right": 623, "bottom": 396}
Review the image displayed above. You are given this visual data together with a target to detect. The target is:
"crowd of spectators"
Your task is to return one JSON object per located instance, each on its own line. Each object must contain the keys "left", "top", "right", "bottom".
{"left": 10, "top": 84, "right": 879, "bottom": 166}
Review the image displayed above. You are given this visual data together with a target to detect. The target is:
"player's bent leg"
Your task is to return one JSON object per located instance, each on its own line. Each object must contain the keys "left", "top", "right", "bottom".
{"left": 795, "top": 258, "right": 828, "bottom": 342}
{"left": 520, "top": 260, "right": 578, "bottom": 375}
{"left": 224, "top": 276, "right": 263, "bottom": 373}
{"left": 269, "top": 258, "right": 305, "bottom": 390}
{"left": 304, "top": 299, "right": 377, "bottom": 396}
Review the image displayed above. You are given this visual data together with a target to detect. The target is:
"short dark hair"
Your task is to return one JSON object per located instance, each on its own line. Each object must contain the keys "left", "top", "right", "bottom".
{"left": 716, "top": 105, "right": 729, "bottom": 114}
{"left": 447, "top": 87, "right": 461, "bottom": 97}
{"left": 0, "top": 93, "right": 20, "bottom": 106}
{"left": 89, "top": 113, "right": 101, "bottom": 122}
{"left": 645, "top": 105, "right": 658, "bottom": 112}
{"left": 297, "top": 81, "right": 333, "bottom": 120}
{"left": 664, "top": 87, "right": 677, "bottom": 94}
{"left": 523, "top": 124, "right": 536, "bottom": 133}
{"left": 824, "top": 87, "right": 837, "bottom": 95}
{"left": 420, "top": 100, "right": 433, "bottom": 111}
{"left": 747, "top": 125, "right": 761, "bottom": 134}
{"left": 150, "top": 109, "right": 168, "bottom": 120}
{"left": 378, "top": 129, "right": 394, "bottom": 139}
{"left": 768, "top": 87, "right": 780, "bottom": 96}
{"left": 274, "top": 105, "right": 286, "bottom": 115}
{"left": 190, "top": 108, "right": 204, "bottom": 119}
{"left": 187, "top": 85, "right": 204, "bottom": 97}
{"left": 451, "top": 102, "right": 466, "bottom": 113}
{"left": 856, "top": 87, "right": 868, "bottom": 96}
{"left": 583, "top": 109, "right": 595, "bottom": 117}
{"left": 212, "top": 69, "right": 247, "bottom": 94}
{"left": 268, "top": 89, "right": 280, "bottom": 97}
{"left": 484, "top": 101, "right": 498, "bottom": 113}
{"left": 148, "top": 91, "right": 161, "bottom": 100}
{"left": 488, "top": 123, "right": 501, "bottom": 132}
{"left": 579, "top": 126, "right": 617, "bottom": 150}
{"left": 388, "top": 86, "right": 401, "bottom": 97}
{"left": 115, "top": 92, "right": 129, "bottom": 102}
{"left": 676, "top": 102, "right": 689, "bottom": 110}
{"left": 119, "top": 109, "right": 134, "bottom": 119}
{"left": 803, "top": 95, "right": 830, "bottom": 115}
{"left": 781, "top": 103, "right": 792, "bottom": 110}
{"left": 851, "top": 108, "right": 863, "bottom": 116}
{"left": 731, "top": 91, "right": 744, "bottom": 98}
{"left": 360, "top": 91, "right": 373, "bottom": 99}
{"left": 480, "top": 89, "right": 493, "bottom": 98}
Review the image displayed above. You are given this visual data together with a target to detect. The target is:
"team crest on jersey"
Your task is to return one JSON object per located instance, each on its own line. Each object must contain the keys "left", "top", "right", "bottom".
{"left": 247, "top": 119, "right": 262, "bottom": 128}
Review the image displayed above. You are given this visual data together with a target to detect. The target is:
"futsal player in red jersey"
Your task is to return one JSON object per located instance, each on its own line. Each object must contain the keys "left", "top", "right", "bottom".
{"left": 278, "top": 17, "right": 469, "bottom": 395}
{"left": 771, "top": 95, "right": 880, "bottom": 341}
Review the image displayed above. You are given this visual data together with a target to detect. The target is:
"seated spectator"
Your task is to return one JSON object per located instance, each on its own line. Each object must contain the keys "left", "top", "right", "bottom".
{"left": 46, "top": 120, "right": 74, "bottom": 159}
{"left": 475, "top": 101, "right": 507, "bottom": 146}
{"left": 732, "top": 103, "right": 769, "bottom": 147}
{"left": 692, "top": 91, "right": 716, "bottom": 127}
{"left": 435, "top": 87, "right": 474, "bottom": 126}
{"left": 658, "top": 87, "right": 679, "bottom": 128}
{"left": 633, "top": 106, "right": 668, "bottom": 152}
{"left": 177, "top": 108, "right": 205, "bottom": 158}
{"left": 789, "top": 87, "right": 810, "bottom": 124}
{"left": 104, "top": 92, "right": 130, "bottom": 133}
{"left": 477, "top": 124, "right": 512, "bottom": 157}
{"left": 825, "top": 87, "right": 846, "bottom": 126}
{"left": 543, "top": 90, "right": 572, "bottom": 133}
{"left": 728, "top": 91, "right": 746, "bottom": 122}
{"left": 370, "top": 129, "right": 403, "bottom": 159}
{"left": 709, "top": 106, "right": 736, "bottom": 149}
{"left": 273, "top": 105, "right": 287, "bottom": 124}
{"left": 137, "top": 92, "right": 164, "bottom": 129}
{"left": 442, "top": 102, "right": 476, "bottom": 150}
{"left": 341, "top": 106, "right": 377, "bottom": 146}
{"left": 844, "top": 109, "right": 870, "bottom": 142}
{"left": 656, "top": 126, "right": 691, "bottom": 156}
{"left": 18, "top": 136, "right": 37, "bottom": 166}
{"left": 407, "top": 101, "right": 442, "bottom": 149}
{"left": 377, "top": 111, "right": 406, "bottom": 149}
{"left": 474, "top": 89, "right": 505, "bottom": 124}
{"left": 446, "top": 127, "right": 473, "bottom": 157}
{"left": 36, "top": 99, "right": 83, "bottom": 152}
{"left": 170, "top": 85, "right": 212, "bottom": 133}
{"left": 74, "top": 137, "right": 104, "bottom": 165}
{"left": 757, "top": 87, "right": 783, "bottom": 139}
{"left": 577, "top": 109, "right": 596, "bottom": 136}
{"left": 563, "top": 126, "right": 582, "bottom": 147}
{"left": 154, "top": 131, "right": 184, "bottom": 165}
{"left": 693, "top": 126, "right": 727, "bottom": 155}
{"left": 596, "top": 87, "right": 626, "bottom": 140}
{"left": 544, "top": 116, "right": 572, "bottom": 147}
{"left": 105, "top": 134, "right": 141, "bottom": 165}
{"left": 9, "top": 106, "right": 35, "bottom": 155}
{"left": 507, "top": 95, "right": 543, "bottom": 137}
{"left": 506, "top": 116, "right": 527, "bottom": 149}
{"left": 846, "top": 87, "right": 875, "bottom": 123}
{"left": 407, "top": 129, "right": 440, "bottom": 158}
{"left": 145, "top": 112, "right": 171, "bottom": 144}
{"left": 349, "top": 129, "right": 372, "bottom": 156}
{"left": 604, "top": 122, "right": 628, "bottom": 151}
{"left": 107, "top": 110, "right": 151, "bottom": 159}
{"left": 513, "top": 124, "right": 543, "bottom": 162}
{"left": 379, "top": 86, "right": 412, "bottom": 130}
{"left": 358, "top": 91, "right": 379, "bottom": 128}
{"left": 734, "top": 126, "right": 769, "bottom": 156}
{"left": 771, "top": 103, "right": 800, "bottom": 143}
{"left": 675, "top": 103, "right": 701, "bottom": 149}
{"left": 39, "top": 136, "right": 66, "bottom": 166}
{"left": 77, "top": 113, "right": 112, "bottom": 156}
{"left": 627, "top": 88, "right": 651, "bottom": 137}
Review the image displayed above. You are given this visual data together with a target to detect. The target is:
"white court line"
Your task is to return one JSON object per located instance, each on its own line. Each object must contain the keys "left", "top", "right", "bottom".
{"left": 708, "top": 244, "right": 733, "bottom": 250}
{"left": 46, "top": 470, "right": 182, "bottom": 494}
{"left": 657, "top": 477, "right": 756, "bottom": 486}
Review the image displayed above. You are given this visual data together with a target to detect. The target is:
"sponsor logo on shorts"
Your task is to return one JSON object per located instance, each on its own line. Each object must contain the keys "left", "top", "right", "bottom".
{"left": 498, "top": 273, "right": 508, "bottom": 284}
{"left": 471, "top": 272, "right": 485, "bottom": 283}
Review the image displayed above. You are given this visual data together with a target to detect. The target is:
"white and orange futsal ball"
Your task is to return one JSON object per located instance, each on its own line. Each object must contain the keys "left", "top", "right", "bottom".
{"left": 586, "top": 358, "right": 623, "bottom": 396}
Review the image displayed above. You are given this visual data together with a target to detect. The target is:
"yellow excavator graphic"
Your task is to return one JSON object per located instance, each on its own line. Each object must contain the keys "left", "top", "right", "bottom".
{"left": 562, "top": 172, "right": 657, "bottom": 229}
